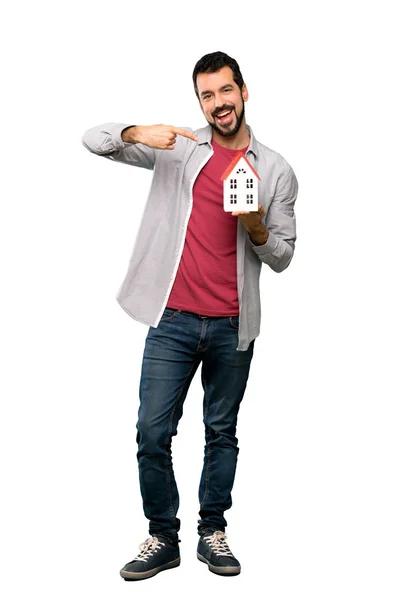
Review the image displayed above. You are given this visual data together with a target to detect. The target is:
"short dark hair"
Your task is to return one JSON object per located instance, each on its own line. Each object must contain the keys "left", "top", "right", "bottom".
{"left": 192, "top": 51, "right": 245, "bottom": 97}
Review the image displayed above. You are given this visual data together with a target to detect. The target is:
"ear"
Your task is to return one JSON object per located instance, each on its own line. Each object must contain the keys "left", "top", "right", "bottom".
{"left": 242, "top": 83, "right": 249, "bottom": 102}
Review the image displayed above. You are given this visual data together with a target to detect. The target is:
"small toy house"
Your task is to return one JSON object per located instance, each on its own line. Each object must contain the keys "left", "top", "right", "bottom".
{"left": 221, "top": 152, "right": 261, "bottom": 212}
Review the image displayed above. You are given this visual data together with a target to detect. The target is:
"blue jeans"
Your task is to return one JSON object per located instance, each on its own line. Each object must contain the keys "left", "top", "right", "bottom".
{"left": 136, "top": 307, "right": 255, "bottom": 542}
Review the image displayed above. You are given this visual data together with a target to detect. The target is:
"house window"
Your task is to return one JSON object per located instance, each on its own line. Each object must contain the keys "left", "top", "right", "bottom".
{"left": 246, "top": 178, "right": 253, "bottom": 188}
{"left": 230, "top": 194, "right": 237, "bottom": 204}
{"left": 246, "top": 194, "right": 254, "bottom": 204}
{"left": 236, "top": 168, "right": 246, "bottom": 174}
{"left": 230, "top": 179, "right": 237, "bottom": 189}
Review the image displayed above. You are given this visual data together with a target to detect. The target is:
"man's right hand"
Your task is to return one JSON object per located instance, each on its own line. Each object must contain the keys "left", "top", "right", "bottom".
{"left": 121, "top": 124, "right": 198, "bottom": 150}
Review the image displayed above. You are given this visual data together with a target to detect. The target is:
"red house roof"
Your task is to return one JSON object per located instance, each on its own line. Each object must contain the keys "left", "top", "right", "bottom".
{"left": 220, "top": 152, "right": 261, "bottom": 181}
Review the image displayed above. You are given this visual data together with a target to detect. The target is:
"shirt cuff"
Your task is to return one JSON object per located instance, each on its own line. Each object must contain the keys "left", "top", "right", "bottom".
{"left": 110, "top": 123, "right": 136, "bottom": 149}
{"left": 249, "top": 230, "right": 278, "bottom": 257}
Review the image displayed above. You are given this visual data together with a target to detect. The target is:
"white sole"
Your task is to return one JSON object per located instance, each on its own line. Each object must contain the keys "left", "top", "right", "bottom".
{"left": 120, "top": 557, "right": 181, "bottom": 580}
{"left": 197, "top": 552, "right": 241, "bottom": 575}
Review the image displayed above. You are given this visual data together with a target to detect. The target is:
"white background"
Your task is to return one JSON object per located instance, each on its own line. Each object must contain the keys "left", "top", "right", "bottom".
{"left": 1, "top": 1, "right": 399, "bottom": 598}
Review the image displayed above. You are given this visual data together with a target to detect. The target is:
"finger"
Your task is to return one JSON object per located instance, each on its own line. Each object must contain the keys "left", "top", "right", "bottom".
{"left": 172, "top": 127, "right": 198, "bottom": 142}
{"left": 258, "top": 204, "right": 267, "bottom": 214}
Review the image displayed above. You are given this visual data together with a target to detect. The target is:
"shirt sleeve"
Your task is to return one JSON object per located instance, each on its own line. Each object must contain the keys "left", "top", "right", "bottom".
{"left": 249, "top": 166, "right": 298, "bottom": 272}
{"left": 81, "top": 122, "right": 156, "bottom": 170}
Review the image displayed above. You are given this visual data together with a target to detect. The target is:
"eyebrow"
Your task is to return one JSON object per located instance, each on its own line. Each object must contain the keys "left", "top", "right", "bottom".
{"left": 200, "top": 84, "right": 234, "bottom": 98}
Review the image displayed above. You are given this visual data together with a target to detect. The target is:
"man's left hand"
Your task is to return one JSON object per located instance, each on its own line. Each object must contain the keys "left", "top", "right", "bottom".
{"left": 232, "top": 204, "right": 268, "bottom": 245}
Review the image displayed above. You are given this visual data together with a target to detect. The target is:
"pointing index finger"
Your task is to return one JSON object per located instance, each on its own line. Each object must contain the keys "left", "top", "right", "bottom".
{"left": 172, "top": 127, "right": 198, "bottom": 142}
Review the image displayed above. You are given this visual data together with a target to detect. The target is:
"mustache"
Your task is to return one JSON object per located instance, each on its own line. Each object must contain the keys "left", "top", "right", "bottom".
{"left": 211, "top": 105, "right": 235, "bottom": 118}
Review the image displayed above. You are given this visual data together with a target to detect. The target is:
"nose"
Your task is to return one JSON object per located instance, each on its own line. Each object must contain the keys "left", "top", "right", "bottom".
{"left": 213, "top": 92, "right": 223, "bottom": 110}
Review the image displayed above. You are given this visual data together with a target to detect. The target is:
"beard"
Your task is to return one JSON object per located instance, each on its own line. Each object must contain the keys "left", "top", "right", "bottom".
{"left": 208, "top": 97, "right": 246, "bottom": 137}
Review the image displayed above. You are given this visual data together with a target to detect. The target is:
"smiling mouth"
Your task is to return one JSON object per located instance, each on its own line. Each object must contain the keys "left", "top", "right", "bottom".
{"left": 215, "top": 109, "right": 233, "bottom": 125}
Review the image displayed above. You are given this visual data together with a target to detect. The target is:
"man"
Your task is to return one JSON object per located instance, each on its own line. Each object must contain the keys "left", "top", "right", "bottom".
{"left": 82, "top": 51, "right": 298, "bottom": 579}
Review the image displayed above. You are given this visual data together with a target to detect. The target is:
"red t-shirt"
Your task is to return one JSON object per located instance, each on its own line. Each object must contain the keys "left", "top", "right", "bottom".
{"left": 167, "top": 138, "right": 248, "bottom": 316}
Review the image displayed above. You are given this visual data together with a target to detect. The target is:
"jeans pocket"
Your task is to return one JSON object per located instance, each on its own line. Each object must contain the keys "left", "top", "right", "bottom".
{"left": 229, "top": 316, "right": 239, "bottom": 330}
{"left": 160, "top": 308, "right": 181, "bottom": 322}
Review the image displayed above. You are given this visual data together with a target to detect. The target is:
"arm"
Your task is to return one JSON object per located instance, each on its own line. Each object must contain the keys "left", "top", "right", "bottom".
{"left": 248, "top": 166, "right": 298, "bottom": 272}
{"left": 81, "top": 123, "right": 198, "bottom": 170}
{"left": 81, "top": 122, "right": 156, "bottom": 170}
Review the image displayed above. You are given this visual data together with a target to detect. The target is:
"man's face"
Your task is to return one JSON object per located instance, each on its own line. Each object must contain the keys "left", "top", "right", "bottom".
{"left": 196, "top": 66, "right": 248, "bottom": 137}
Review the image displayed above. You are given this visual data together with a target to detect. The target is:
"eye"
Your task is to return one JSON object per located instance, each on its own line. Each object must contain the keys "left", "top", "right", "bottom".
{"left": 203, "top": 94, "right": 211, "bottom": 100}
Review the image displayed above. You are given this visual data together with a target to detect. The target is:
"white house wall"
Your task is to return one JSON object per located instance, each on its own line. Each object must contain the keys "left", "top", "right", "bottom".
{"left": 223, "top": 157, "right": 259, "bottom": 212}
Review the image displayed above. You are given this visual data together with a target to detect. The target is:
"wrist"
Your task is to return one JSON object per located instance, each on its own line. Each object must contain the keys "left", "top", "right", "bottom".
{"left": 249, "top": 225, "right": 269, "bottom": 246}
{"left": 121, "top": 125, "right": 139, "bottom": 144}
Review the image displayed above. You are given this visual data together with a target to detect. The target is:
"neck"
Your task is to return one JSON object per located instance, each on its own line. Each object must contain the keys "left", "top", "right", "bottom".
{"left": 211, "top": 120, "right": 250, "bottom": 149}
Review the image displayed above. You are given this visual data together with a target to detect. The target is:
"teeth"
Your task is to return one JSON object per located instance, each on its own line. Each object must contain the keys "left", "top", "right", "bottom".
{"left": 217, "top": 110, "right": 231, "bottom": 118}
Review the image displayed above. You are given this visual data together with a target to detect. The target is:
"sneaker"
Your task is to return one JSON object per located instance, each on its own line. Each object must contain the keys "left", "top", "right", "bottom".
{"left": 197, "top": 530, "right": 241, "bottom": 576}
{"left": 120, "top": 535, "right": 180, "bottom": 580}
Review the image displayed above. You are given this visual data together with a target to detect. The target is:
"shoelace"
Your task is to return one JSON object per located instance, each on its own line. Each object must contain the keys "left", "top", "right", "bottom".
{"left": 133, "top": 536, "right": 165, "bottom": 562}
{"left": 204, "top": 531, "right": 234, "bottom": 557}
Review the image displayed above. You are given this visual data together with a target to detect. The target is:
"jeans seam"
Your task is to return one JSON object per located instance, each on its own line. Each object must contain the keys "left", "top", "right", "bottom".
{"left": 199, "top": 371, "right": 211, "bottom": 509}
{"left": 207, "top": 320, "right": 214, "bottom": 349}
{"left": 165, "top": 360, "right": 199, "bottom": 519}
{"left": 160, "top": 309, "right": 180, "bottom": 322}
{"left": 229, "top": 316, "right": 239, "bottom": 330}
{"left": 197, "top": 319, "right": 206, "bottom": 351}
